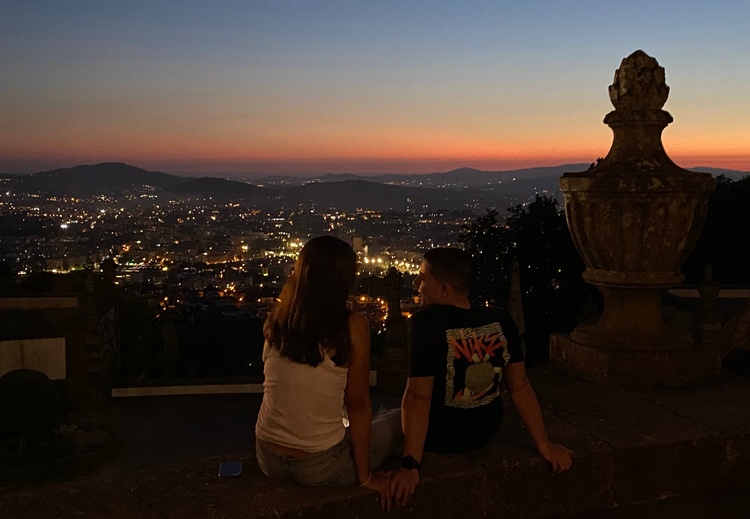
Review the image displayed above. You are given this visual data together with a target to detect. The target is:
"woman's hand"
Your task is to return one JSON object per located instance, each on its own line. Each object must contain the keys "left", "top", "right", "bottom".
{"left": 362, "top": 471, "right": 393, "bottom": 511}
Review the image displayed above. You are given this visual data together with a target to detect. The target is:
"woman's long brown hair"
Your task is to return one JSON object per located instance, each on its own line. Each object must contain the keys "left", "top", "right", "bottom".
{"left": 263, "top": 235, "right": 357, "bottom": 367}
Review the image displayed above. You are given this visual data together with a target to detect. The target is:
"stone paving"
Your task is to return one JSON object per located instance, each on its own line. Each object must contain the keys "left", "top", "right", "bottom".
{"left": 2, "top": 365, "right": 750, "bottom": 518}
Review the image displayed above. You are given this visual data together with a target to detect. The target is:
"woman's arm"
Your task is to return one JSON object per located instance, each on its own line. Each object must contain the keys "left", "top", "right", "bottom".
{"left": 343, "top": 312, "right": 392, "bottom": 509}
{"left": 344, "top": 311, "right": 373, "bottom": 485}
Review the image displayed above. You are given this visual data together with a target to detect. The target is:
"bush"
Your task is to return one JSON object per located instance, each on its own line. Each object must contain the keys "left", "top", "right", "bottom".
{"left": 0, "top": 369, "right": 58, "bottom": 438}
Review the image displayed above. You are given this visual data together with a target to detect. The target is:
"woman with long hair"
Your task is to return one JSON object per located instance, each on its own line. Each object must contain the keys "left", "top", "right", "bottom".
{"left": 255, "top": 236, "right": 392, "bottom": 506}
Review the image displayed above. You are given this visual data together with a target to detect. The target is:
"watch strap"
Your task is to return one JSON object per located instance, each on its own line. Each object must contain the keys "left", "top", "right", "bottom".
{"left": 401, "top": 455, "right": 422, "bottom": 471}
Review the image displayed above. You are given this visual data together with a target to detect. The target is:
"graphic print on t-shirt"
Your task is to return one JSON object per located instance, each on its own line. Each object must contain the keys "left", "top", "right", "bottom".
{"left": 444, "top": 322, "right": 511, "bottom": 409}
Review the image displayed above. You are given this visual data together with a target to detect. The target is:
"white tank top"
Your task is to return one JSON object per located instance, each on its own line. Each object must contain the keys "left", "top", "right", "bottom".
{"left": 255, "top": 342, "right": 348, "bottom": 452}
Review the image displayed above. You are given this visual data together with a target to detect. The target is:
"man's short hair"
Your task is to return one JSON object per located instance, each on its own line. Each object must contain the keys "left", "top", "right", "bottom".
{"left": 423, "top": 248, "right": 472, "bottom": 295}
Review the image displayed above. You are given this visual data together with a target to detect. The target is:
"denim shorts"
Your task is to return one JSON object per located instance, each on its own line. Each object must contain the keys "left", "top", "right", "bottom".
{"left": 256, "top": 407, "right": 402, "bottom": 487}
{"left": 256, "top": 434, "right": 357, "bottom": 487}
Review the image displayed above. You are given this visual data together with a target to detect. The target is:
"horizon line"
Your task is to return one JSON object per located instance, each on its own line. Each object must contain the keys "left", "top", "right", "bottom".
{"left": 2, "top": 159, "right": 749, "bottom": 178}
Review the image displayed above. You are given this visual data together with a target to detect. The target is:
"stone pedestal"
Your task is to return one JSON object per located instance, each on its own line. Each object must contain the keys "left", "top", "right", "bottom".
{"left": 570, "top": 287, "right": 691, "bottom": 350}
{"left": 552, "top": 51, "right": 718, "bottom": 386}
{"left": 551, "top": 334, "right": 720, "bottom": 387}
{"left": 378, "top": 316, "right": 408, "bottom": 396}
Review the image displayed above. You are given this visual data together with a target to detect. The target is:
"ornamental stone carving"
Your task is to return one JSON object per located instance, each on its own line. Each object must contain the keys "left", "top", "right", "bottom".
{"left": 608, "top": 50, "right": 669, "bottom": 110}
{"left": 551, "top": 51, "right": 718, "bottom": 386}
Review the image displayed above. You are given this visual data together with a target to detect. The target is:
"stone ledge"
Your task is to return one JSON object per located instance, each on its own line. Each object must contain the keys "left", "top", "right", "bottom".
{"left": 0, "top": 297, "right": 79, "bottom": 311}
{"left": 3, "top": 366, "right": 750, "bottom": 518}
{"left": 0, "top": 453, "right": 485, "bottom": 519}
{"left": 2, "top": 431, "right": 747, "bottom": 518}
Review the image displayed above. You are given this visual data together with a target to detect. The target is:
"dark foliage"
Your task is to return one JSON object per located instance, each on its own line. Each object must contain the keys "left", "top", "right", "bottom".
{"left": 0, "top": 369, "right": 58, "bottom": 438}
{"left": 459, "top": 209, "right": 512, "bottom": 305}
{"left": 460, "top": 195, "right": 590, "bottom": 364}
{"left": 683, "top": 175, "right": 750, "bottom": 284}
{"left": 0, "top": 262, "right": 14, "bottom": 279}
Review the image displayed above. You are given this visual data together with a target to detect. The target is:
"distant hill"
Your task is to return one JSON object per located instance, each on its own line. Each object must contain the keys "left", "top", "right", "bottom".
{"left": 18, "top": 163, "right": 185, "bottom": 197}
{"left": 279, "top": 179, "right": 530, "bottom": 212}
{"left": 280, "top": 179, "right": 468, "bottom": 211}
{"left": 409, "top": 164, "right": 591, "bottom": 186}
{"left": 254, "top": 163, "right": 591, "bottom": 188}
{"left": 0, "top": 174, "right": 23, "bottom": 190}
{"left": 165, "top": 177, "right": 268, "bottom": 203}
{"left": 8, "top": 161, "right": 748, "bottom": 213}
{"left": 319, "top": 173, "right": 364, "bottom": 182}
{"left": 690, "top": 167, "right": 749, "bottom": 181}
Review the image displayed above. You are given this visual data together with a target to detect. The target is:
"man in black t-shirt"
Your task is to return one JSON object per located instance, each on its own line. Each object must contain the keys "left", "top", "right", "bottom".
{"left": 389, "top": 248, "right": 573, "bottom": 506}
{"left": 409, "top": 303, "right": 525, "bottom": 453}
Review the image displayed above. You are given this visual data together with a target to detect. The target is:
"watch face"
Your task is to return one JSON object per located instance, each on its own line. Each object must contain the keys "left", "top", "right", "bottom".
{"left": 401, "top": 455, "right": 420, "bottom": 470}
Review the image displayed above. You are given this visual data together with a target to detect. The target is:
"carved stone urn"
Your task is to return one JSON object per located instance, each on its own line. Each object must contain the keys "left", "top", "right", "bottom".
{"left": 551, "top": 51, "right": 719, "bottom": 386}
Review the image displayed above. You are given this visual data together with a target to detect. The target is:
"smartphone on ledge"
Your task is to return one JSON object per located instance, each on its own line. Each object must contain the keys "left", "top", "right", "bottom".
{"left": 218, "top": 461, "right": 243, "bottom": 477}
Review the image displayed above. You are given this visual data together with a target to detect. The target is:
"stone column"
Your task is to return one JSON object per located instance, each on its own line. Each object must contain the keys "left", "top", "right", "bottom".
{"left": 378, "top": 267, "right": 408, "bottom": 395}
{"left": 550, "top": 50, "right": 719, "bottom": 386}
{"left": 379, "top": 314, "right": 408, "bottom": 396}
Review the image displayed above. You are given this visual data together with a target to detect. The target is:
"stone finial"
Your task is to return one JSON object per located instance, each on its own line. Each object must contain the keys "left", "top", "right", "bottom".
{"left": 608, "top": 50, "right": 669, "bottom": 110}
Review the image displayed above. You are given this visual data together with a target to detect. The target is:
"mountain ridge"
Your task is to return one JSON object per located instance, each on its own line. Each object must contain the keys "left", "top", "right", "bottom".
{"left": 5, "top": 162, "right": 747, "bottom": 212}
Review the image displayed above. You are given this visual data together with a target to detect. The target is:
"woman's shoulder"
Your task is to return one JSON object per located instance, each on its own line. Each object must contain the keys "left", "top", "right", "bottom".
{"left": 347, "top": 311, "right": 370, "bottom": 354}
{"left": 348, "top": 310, "right": 369, "bottom": 329}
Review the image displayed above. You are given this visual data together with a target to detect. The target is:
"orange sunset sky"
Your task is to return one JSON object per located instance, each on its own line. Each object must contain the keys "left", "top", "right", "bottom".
{"left": 2, "top": 1, "right": 748, "bottom": 176}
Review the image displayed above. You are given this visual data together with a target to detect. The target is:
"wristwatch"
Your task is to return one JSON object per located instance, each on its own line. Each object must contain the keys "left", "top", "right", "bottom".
{"left": 401, "top": 455, "right": 422, "bottom": 471}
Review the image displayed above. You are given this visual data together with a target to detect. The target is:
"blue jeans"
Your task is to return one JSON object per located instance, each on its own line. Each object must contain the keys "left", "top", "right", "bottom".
{"left": 256, "top": 408, "right": 402, "bottom": 487}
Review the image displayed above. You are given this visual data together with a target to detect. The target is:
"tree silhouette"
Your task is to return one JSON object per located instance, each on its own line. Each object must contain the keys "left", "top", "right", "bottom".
{"left": 459, "top": 209, "right": 512, "bottom": 304}
{"left": 460, "top": 195, "right": 589, "bottom": 364}
{"left": 683, "top": 175, "right": 750, "bottom": 284}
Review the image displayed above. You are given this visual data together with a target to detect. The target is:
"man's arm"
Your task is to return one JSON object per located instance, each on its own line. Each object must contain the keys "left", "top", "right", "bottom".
{"left": 390, "top": 375, "right": 433, "bottom": 505}
{"left": 402, "top": 376, "right": 433, "bottom": 462}
{"left": 503, "top": 362, "right": 573, "bottom": 473}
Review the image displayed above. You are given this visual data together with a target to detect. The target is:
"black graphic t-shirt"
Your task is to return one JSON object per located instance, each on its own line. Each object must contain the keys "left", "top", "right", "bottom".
{"left": 408, "top": 304, "right": 524, "bottom": 453}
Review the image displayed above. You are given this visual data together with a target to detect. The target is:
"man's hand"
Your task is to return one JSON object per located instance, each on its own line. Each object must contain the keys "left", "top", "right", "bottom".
{"left": 363, "top": 471, "right": 393, "bottom": 511}
{"left": 538, "top": 442, "right": 574, "bottom": 474}
{"left": 389, "top": 468, "right": 420, "bottom": 506}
